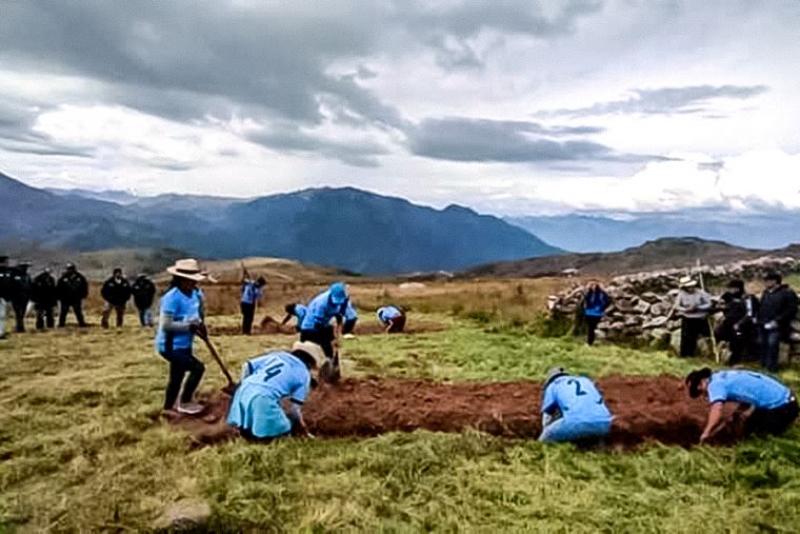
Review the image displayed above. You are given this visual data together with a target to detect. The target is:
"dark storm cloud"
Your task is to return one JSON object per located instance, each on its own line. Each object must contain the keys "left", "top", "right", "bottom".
{"left": 538, "top": 85, "right": 769, "bottom": 117}
{"left": 407, "top": 117, "right": 614, "bottom": 162}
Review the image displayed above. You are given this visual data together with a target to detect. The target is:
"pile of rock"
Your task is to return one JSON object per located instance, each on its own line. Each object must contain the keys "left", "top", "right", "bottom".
{"left": 547, "top": 256, "right": 800, "bottom": 360}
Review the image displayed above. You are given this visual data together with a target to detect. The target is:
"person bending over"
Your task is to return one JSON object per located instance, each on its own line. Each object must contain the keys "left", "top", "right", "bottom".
{"left": 278, "top": 302, "right": 308, "bottom": 332}
{"left": 299, "top": 282, "right": 350, "bottom": 359}
{"left": 539, "top": 367, "right": 613, "bottom": 444}
{"left": 377, "top": 305, "right": 406, "bottom": 333}
{"left": 686, "top": 367, "right": 798, "bottom": 444}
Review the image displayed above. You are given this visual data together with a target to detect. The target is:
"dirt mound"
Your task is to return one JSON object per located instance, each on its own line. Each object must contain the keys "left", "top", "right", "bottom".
{"left": 167, "top": 376, "right": 746, "bottom": 448}
{"left": 209, "top": 320, "right": 447, "bottom": 337}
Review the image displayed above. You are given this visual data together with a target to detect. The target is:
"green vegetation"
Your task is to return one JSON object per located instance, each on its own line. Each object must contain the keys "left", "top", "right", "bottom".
{"left": 2, "top": 313, "right": 800, "bottom": 532}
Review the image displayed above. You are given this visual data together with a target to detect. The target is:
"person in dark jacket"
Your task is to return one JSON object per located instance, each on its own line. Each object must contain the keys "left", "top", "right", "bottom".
{"left": 716, "top": 279, "right": 759, "bottom": 364}
{"left": 31, "top": 268, "right": 58, "bottom": 330}
{"left": 7, "top": 262, "right": 31, "bottom": 333}
{"left": 758, "top": 272, "right": 799, "bottom": 372}
{"left": 131, "top": 274, "right": 157, "bottom": 327}
{"left": 0, "top": 256, "right": 10, "bottom": 339}
{"left": 101, "top": 268, "right": 132, "bottom": 328}
{"left": 582, "top": 281, "right": 611, "bottom": 346}
{"left": 57, "top": 263, "right": 89, "bottom": 327}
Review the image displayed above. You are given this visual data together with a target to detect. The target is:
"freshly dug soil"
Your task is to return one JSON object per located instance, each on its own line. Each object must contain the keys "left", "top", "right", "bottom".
{"left": 209, "top": 319, "right": 447, "bottom": 337}
{"left": 166, "top": 375, "right": 745, "bottom": 448}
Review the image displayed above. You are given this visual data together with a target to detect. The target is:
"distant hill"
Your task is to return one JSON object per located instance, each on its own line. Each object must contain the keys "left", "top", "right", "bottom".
{"left": 1, "top": 172, "right": 560, "bottom": 274}
{"left": 508, "top": 211, "right": 800, "bottom": 253}
{"left": 464, "top": 237, "right": 798, "bottom": 278}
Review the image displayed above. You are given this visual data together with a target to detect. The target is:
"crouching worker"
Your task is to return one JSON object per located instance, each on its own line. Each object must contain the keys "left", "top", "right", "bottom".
{"left": 156, "top": 259, "right": 208, "bottom": 416}
{"left": 377, "top": 305, "right": 406, "bottom": 333}
{"left": 227, "top": 341, "right": 324, "bottom": 440}
{"left": 686, "top": 367, "right": 798, "bottom": 443}
{"left": 539, "top": 367, "right": 613, "bottom": 444}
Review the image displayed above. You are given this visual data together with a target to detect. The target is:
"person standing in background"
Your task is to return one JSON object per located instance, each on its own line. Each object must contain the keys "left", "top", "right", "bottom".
{"left": 675, "top": 276, "right": 712, "bottom": 357}
{"left": 132, "top": 274, "right": 157, "bottom": 327}
{"left": 758, "top": 272, "right": 799, "bottom": 372}
{"left": 582, "top": 281, "right": 610, "bottom": 346}
{"left": 101, "top": 267, "right": 132, "bottom": 328}
{"left": 31, "top": 268, "right": 57, "bottom": 330}
{"left": 240, "top": 263, "right": 266, "bottom": 335}
{"left": 716, "top": 279, "right": 759, "bottom": 364}
{"left": 57, "top": 263, "right": 89, "bottom": 327}
{"left": 0, "top": 256, "right": 9, "bottom": 339}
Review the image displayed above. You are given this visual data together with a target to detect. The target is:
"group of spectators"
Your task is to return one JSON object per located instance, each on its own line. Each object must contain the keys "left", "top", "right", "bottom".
{"left": 0, "top": 256, "right": 157, "bottom": 338}
{"left": 580, "top": 272, "right": 799, "bottom": 372}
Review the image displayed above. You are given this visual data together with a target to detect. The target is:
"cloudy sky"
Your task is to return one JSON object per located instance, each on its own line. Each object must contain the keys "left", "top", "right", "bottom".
{"left": 1, "top": 0, "right": 799, "bottom": 216}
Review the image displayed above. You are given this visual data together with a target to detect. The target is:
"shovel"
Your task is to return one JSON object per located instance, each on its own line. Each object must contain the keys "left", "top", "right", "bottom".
{"left": 201, "top": 336, "right": 238, "bottom": 395}
{"left": 319, "top": 345, "right": 341, "bottom": 384}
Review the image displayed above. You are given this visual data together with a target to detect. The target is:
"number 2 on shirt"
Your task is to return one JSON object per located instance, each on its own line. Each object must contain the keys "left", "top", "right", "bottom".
{"left": 263, "top": 362, "right": 285, "bottom": 382}
{"left": 567, "top": 379, "right": 587, "bottom": 396}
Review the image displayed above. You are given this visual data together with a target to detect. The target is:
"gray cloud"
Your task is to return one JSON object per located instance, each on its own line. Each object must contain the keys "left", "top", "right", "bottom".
{"left": 537, "top": 85, "right": 769, "bottom": 117}
{"left": 407, "top": 117, "right": 614, "bottom": 162}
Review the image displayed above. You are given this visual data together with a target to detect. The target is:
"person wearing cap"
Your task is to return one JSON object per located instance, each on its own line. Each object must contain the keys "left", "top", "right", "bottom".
{"left": 279, "top": 303, "right": 308, "bottom": 332}
{"left": 101, "top": 267, "right": 132, "bottom": 328}
{"left": 758, "top": 272, "right": 798, "bottom": 372}
{"left": 377, "top": 305, "right": 406, "bottom": 333}
{"left": 31, "top": 267, "right": 58, "bottom": 330}
{"left": 227, "top": 341, "right": 322, "bottom": 440}
{"left": 716, "top": 279, "right": 759, "bottom": 365}
{"left": 57, "top": 263, "right": 89, "bottom": 327}
{"left": 582, "top": 281, "right": 611, "bottom": 346}
{"left": 675, "top": 275, "right": 712, "bottom": 357}
{"left": 539, "top": 367, "right": 613, "bottom": 444}
{"left": 299, "top": 282, "right": 350, "bottom": 359}
{"left": 0, "top": 256, "right": 9, "bottom": 339}
{"left": 240, "top": 264, "right": 266, "bottom": 335}
{"left": 155, "top": 259, "right": 209, "bottom": 415}
{"left": 686, "top": 367, "right": 798, "bottom": 443}
{"left": 131, "top": 274, "right": 157, "bottom": 327}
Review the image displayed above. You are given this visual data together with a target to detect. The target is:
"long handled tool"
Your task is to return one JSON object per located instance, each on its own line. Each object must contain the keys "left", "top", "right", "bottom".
{"left": 696, "top": 260, "right": 721, "bottom": 363}
{"left": 201, "top": 336, "right": 237, "bottom": 393}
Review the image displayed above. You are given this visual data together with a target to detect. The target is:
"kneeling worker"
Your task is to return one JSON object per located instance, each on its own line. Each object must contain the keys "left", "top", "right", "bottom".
{"left": 539, "top": 367, "right": 613, "bottom": 444}
{"left": 227, "top": 341, "right": 324, "bottom": 440}
{"left": 686, "top": 367, "right": 798, "bottom": 443}
{"left": 377, "top": 305, "right": 406, "bottom": 333}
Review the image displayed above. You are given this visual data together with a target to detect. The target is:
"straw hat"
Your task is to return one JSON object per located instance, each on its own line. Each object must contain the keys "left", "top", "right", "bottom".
{"left": 291, "top": 341, "right": 326, "bottom": 368}
{"left": 679, "top": 276, "right": 698, "bottom": 289}
{"left": 166, "top": 258, "right": 207, "bottom": 282}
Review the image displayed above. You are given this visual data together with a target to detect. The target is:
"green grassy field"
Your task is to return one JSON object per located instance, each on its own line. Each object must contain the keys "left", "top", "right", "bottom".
{"left": 2, "top": 313, "right": 800, "bottom": 532}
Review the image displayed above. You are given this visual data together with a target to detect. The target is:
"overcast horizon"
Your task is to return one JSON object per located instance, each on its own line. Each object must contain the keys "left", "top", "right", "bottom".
{"left": 2, "top": 1, "right": 799, "bottom": 217}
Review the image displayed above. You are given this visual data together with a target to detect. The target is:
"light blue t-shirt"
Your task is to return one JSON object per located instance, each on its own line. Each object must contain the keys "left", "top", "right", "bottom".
{"left": 707, "top": 370, "right": 791, "bottom": 410}
{"left": 156, "top": 287, "right": 202, "bottom": 352}
{"left": 300, "top": 290, "right": 347, "bottom": 331}
{"left": 293, "top": 304, "right": 308, "bottom": 328}
{"left": 239, "top": 351, "right": 311, "bottom": 404}
{"left": 344, "top": 300, "right": 358, "bottom": 322}
{"left": 541, "top": 375, "right": 612, "bottom": 423}
{"left": 377, "top": 305, "right": 402, "bottom": 324}
{"left": 241, "top": 281, "right": 263, "bottom": 305}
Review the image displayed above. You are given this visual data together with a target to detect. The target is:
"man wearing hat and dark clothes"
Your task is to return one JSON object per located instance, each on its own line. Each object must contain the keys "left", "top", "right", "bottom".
{"left": 57, "top": 263, "right": 89, "bottom": 327}
{"left": 716, "top": 279, "right": 759, "bottom": 364}
{"left": 31, "top": 268, "right": 58, "bottom": 330}
{"left": 686, "top": 367, "right": 798, "bottom": 443}
{"left": 131, "top": 274, "right": 157, "bottom": 327}
{"left": 758, "top": 272, "right": 798, "bottom": 372}
{"left": 101, "top": 268, "right": 132, "bottom": 328}
{"left": 675, "top": 276, "right": 712, "bottom": 357}
{"left": 9, "top": 262, "right": 31, "bottom": 333}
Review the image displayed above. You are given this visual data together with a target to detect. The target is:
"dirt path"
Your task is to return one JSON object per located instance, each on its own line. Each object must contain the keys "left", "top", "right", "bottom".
{"left": 168, "top": 376, "right": 743, "bottom": 448}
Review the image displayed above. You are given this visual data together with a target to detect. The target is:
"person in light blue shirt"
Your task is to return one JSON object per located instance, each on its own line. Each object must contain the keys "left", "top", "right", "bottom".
{"left": 240, "top": 263, "right": 266, "bottom": 335}
{"left": 342, "top": 300, "right": 358, "bottom": 335}
{"left": 377, "top": 305, "right": 406, "bottom": 333}
{"left": 156, "top": 259, "right": 209, "bottom": 416}
{"left": 281, "top": 303, "right": 308, "bottom": 332}
{"left": 539, "top": 367, "right": 613, "bottom": 444}
{"left": 227, "top": 341, "right": 324, "bottom": 440}
{"left": 686, "top": 367, "right": 798, "bottom": 443}
{"left": 300, "top": 282, "right": 349, "bottom": 359}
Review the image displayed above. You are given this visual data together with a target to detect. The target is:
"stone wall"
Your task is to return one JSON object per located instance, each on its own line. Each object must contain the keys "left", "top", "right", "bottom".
{"left": 547, "top": 256, "right": 800, "bottom": 360}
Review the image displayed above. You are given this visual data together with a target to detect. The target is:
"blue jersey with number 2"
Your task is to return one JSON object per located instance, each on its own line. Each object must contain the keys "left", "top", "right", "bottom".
{"left": 240, "top": 351, "right": 310, "bottom": 404}
{"left": 542, "top": 375, "right": 612, "bottom": 423}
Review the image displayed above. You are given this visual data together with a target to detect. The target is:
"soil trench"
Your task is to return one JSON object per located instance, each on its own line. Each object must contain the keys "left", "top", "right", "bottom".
{"left": 210, "top": 320, "right": 447, "bottom": 337}
{"left": 169, "top": 376, "right": 743, "bottom": 448}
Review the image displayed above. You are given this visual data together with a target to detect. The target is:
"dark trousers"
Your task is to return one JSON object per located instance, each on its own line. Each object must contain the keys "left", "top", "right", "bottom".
{"left": 680, "top": 317, "right": 710, "bottom": 357}
{"left": 241, "top": 302, "right": 256, "bottom": 334}
{"left": 35, "top": 305, "right": 55, "bottom": 330}
{"left": 716, "top": 320, "right": 756, "bottom": 364}
{"left": 101, "top": 303, "right": 125, "bottom": 328}
{"left": 59, "top": 301, "right": 87, "bottom": 327}
{"left": 386, "top": 315, "right": 406, "bottom": 333}
{"left": 343, "top": 318, "right": 358, "bottom": 335}
{"left": 585, "top": 315, "right": 602, "bottom": 346}
{"left": 745, "top": 398, "right": 798, "bottom": 436}
{"left": 137, "top": 307, "right": 153, "bottom": 327}
{"left": 12, "top": 300, "right": 27, "bottom": 332}
{"left": 759, "top": 328, "right": 782, "bottom": 372}
{"left": 300, "top": 326, "right": 335, "bottom": 359}
{"left": 159, "top": 348, "right": 205, "bottom": 410}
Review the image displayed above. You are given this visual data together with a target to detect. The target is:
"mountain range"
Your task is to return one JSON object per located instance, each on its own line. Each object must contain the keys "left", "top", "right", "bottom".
{"left": 0, "top": 172, "right": 560, "bottom": 274}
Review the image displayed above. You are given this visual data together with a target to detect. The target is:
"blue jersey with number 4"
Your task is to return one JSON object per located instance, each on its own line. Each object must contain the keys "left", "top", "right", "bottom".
{"left": 708, "top": 370, "right": 791, "bottom": 410}
{"left": 542, "top": 375, "right": 612, "bottom": 423}
{"left": 240, "top": 352, "right": 310, "bottom": 404}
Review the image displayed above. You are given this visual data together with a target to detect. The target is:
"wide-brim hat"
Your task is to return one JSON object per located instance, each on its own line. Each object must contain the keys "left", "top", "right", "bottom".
{"left": 166, "top": 258, "right": 207, "bottom": 282}
{"left": 679, "top": 276, "right": 698, "bottom": 289}
{"left": 292, "top": 341, "right": 326, "bottom": 368}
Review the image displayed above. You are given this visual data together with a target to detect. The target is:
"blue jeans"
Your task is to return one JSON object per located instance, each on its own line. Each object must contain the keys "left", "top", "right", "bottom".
{"left": 159, "top": 347, "right": 205, "bottom": 410}
{"left": 760, "top": 328, "right": 781, "bottom": 372}
{"left": 539, "top": 417, "right": 611, "bottom": 443}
